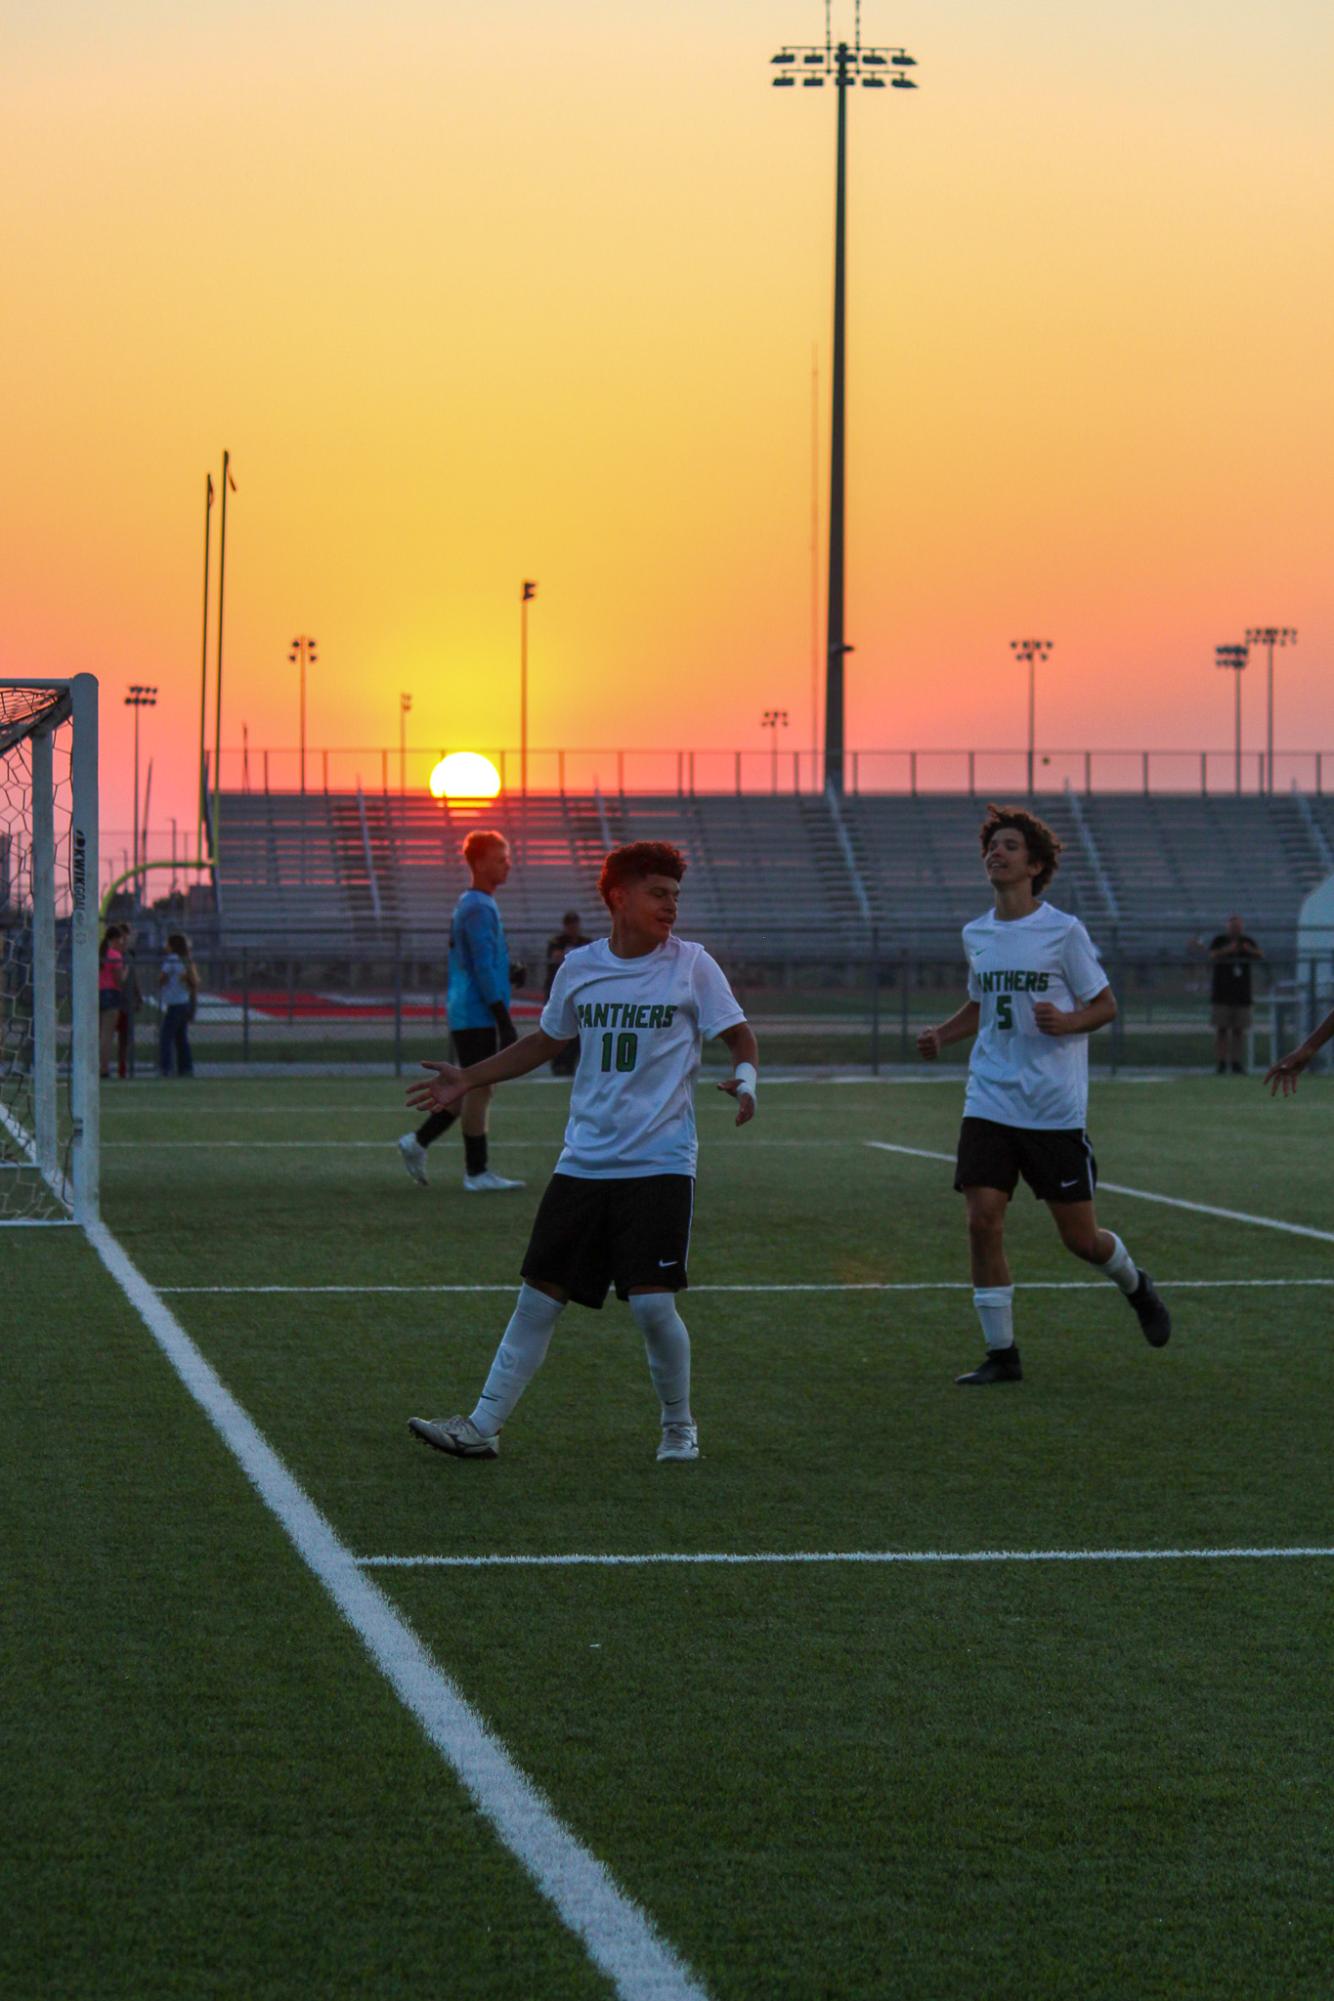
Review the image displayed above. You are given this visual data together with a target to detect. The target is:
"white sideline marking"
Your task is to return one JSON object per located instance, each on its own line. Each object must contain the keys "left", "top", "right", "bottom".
{"left": 358, "top": 1546, "right": 1334, "bottom": 1571}
{"left": 84, "top": 1219, "right": 708, "bottom": 2001}
{"left": 156, "top": 1277, "right": 1334, "bottom": 1296}
{"left": 865, "top": 1142, "right": 1334, "bottom": 1245}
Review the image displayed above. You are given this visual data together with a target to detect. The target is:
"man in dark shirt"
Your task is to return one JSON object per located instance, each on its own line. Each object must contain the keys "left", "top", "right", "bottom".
{"left": 544, "top": 910, "right": 592, "bottom": 1076}
{"left": 1207, "top": 914, "right": 1263, "bottom": 1075}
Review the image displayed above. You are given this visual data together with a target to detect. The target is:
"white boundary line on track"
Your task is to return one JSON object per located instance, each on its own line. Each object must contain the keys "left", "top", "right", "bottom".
{"left": 155, "top": 1277, "right": 1334, "bottom": 1295}
{"left": 864, "top": 1141, "right": 1334, "bottom": 1245}
{"left": 83, "top": 1218, "right": 708, "bottom": 2001}
{"left": 355, "top": 1545, "right": 1334, "bottom": 1570}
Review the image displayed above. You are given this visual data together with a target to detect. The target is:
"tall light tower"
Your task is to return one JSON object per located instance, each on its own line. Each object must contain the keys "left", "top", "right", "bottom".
{"left": 520, "top": 581, "right": 537, "bottom": 796}
{"left": 770, "top": 3, "right": 918, "bottom": 796}
{"left": 399, "top": 692, "right": 413, "bottom": 795}
{"left": 1009, "top": 639, "right": 1052, "bottom": 796}
{"left": 289, "top": 635, "right": 318, "bottom": 794}
{"left": 1243, "top": 625, "right": 1298, "bottom": 794}
{"left": 124, "top": 684, "right": 158, "bottom": 874}
{"left": 1215, "top": 643, "right": 1249, "bottom": 795}
{"left": 761, "top": 707, "right": 790, "bottom": 792}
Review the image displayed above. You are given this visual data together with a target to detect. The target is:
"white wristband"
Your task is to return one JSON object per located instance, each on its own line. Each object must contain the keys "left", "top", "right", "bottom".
{"left": 734, "top": 1062, "right": 758, "bottom": 1099}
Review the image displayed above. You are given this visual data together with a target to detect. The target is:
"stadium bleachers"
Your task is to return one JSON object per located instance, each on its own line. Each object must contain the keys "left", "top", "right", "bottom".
{"left": 212, "top": 785, "right": 1333, "bottom": 957}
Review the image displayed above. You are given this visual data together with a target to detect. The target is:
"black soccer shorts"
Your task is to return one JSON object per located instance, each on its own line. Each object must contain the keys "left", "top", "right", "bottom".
{"left": 954, "top": 1116, "right": 1098, "bottom": 1205}
{"left": 521, "top": 1172, "right": 695, "bottom": 1310}
{"left": 450, "top": 1025, "right": 500, "bottom": 1068}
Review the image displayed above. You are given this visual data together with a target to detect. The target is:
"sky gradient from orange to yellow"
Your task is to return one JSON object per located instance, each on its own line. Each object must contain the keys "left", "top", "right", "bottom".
{"left": 4, "top": 0, "right": 1332, "bottom": 848}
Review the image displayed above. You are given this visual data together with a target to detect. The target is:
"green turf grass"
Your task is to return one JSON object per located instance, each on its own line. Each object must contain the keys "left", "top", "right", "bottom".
{"left": 5, "top": 1073, "right": 1331, "bottom": 1996}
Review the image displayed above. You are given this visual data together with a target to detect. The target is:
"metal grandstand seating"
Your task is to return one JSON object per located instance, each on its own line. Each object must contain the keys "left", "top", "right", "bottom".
{"left": 213, "top": 786, "right": 1333, "bottom": 959}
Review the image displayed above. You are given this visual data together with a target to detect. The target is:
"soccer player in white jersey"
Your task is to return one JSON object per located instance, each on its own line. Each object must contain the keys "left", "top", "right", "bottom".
{"left": 917, "top": 803, "right": 1171, "bottom": 1383}
{"left": 404, "top": 840, "right": 758, "bottom": 1461}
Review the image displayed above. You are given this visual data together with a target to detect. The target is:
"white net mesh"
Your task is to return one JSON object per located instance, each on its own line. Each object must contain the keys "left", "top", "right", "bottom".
{"left": 1, "top": 687, "right": 77, "bottom": 1220}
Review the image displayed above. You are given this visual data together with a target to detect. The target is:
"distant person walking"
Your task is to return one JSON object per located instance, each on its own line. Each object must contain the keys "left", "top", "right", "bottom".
{"left": 1205, "top": 915, "right": 1264, "bottom": 1074}
{"left": 545, "top": 909, "right": 591, "bottom": 1076}
{"left": 158, "top": 931, "right": 198, "bottom": 1077}
{"left": 98, "top": 925, "right": 125, "bottom": 1078}
{"left": 396, "top": 829, "right": 525, "bottom": 1193}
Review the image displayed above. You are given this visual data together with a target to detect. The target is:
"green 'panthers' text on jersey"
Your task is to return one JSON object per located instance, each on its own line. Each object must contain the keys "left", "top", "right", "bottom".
{"left": 962, "top": 903, "right": 1108, "bottom": 1130}
{"left": 540, "top": 935, "right": 747, "bottom": 1178}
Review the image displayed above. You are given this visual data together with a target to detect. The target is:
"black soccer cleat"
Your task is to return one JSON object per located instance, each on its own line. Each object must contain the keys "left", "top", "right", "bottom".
{"left": 955, "top": 1344, "right": 1023, "bottom": 1386}
{"left": 1128, "top": 1270, "right": 1171, "bottom": 1348}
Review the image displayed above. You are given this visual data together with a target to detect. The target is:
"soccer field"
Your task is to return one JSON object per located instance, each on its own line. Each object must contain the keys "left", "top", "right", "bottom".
{"left": 6, "top": 1073, "right": 1332, "bottom": 1999}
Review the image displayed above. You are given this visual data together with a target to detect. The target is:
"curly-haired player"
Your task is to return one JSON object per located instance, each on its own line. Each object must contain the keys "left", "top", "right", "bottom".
{"left": 404, "top": 840, "right": 759, "bottom": 1461}
{"left": 917, "top": 804, "right": 1171, "bottom": 1383}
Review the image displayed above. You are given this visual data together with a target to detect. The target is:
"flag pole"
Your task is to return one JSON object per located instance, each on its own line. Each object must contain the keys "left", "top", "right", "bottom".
{"left": 198, "top": 472, "right": 213, "bottom": 851}
{"left": 212, "top": 451, "right": 234, "bottom": 865}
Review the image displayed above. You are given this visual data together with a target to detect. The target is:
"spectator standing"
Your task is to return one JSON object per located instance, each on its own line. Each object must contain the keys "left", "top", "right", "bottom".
{"left": 1207, "top": 915, "right": 1264, "bottom": 1074}
{"left": 158, "top": 931, "right": 198, "bottom": 1077}
{"left": 545, "top": 909, "right": 591, "bottom": 1076}
{"left": 98, "top": 925, "right": 125, "bottom": 1078}
{"left": 115, "top": 927, "right": 142, "bottom": 1079}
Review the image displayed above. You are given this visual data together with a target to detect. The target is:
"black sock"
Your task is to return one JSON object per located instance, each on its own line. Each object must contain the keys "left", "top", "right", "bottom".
{"left": 464, "top": 1132, "right": 489, "bottom": 1177}
{"left": 416, "top": 1108, "right": 458, "bottom": 1147}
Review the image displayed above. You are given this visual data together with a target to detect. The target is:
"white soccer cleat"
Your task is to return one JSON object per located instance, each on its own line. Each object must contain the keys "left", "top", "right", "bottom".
{"left": 656, "top": 1422, "right": 699, "bottom": 1462}
{"left": 408, "top": 1414, "right": 500, "bottom": 1459}
{"left": 398, "top": 1133, "right": 429, "bottom": 1186}
{"left": 463, "top": 1169, "right": 526, "bottom": 1193}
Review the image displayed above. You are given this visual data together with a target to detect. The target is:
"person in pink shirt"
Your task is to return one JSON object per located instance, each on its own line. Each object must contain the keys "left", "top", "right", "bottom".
{"left": 98, "top": 925, "right": 125, "bottom": 1078}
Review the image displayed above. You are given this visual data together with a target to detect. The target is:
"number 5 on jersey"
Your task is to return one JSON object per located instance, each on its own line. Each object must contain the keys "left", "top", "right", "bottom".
{"left": 996, "top": 994, "right": 1014, "bottom": 1030}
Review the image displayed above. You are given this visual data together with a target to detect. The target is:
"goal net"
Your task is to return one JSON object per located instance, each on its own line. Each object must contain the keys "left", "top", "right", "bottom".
{"left": 0, "top": 678, "right": 99, "bottom": 1224}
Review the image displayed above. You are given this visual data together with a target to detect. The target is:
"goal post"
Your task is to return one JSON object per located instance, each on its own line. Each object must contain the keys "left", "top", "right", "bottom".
{"left": 0, "top": 675, "right": 99, "bottom": 1225}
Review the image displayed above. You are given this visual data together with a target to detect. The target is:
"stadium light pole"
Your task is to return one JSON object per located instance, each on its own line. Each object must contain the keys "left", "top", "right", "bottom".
{"left": 762, "top": 707, "right": 790, "bottom": 792}
{"left": 1009, "top": 639, "right": 1052, "bottom": 796}
{"left": 399, "top": 692, "right": 412, "bottom": 795}
{"left": 1243, "top": 626, "right": 1298, "bottom": 794}
{"left": 1215, "top": 644, "right": 1249, "bottom": 795}
{"left": 289, "top": 636, "right": 318, "bottom": 795}
{"left": 769, "top": 5, "right": 918, "bottom": 796}
{"left": 124, "top": 685, "right": 157, "bottom": 876}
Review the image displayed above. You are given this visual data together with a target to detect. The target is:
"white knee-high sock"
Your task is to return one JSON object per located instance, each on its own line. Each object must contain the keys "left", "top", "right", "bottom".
{"left": 469, "top": 1283, "right": 564, "bottom": 1436}
{"left": 630, "top": 1293, "right": 693, "bottom": 1426}
{"left": 973, "top": 1285, "right": 1015, "bottom": 1350}
{"left": 1096, "top": 1233, "right": 1139, "bottom": 1296}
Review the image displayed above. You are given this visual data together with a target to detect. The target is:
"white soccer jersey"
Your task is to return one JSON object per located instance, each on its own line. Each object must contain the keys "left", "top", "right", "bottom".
{"left": 540, "top": 935, "right": 747, "bottom": 1178}
{"left": 962, "top": 903, "right": 1109, "bottom": 1130}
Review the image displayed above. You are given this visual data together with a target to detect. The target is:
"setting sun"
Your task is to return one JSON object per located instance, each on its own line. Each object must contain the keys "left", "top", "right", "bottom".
{"left": 429, "top": 751, "right": 501, "bottom": 800}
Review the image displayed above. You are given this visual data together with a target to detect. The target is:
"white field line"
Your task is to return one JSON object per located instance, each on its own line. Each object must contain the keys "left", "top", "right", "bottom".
{"left": 156, "top": 1277, "right": 1334, "bottom": 1296}
{"left": 84, "top": 1219, "right": 708, "bottom": 2001}
{"left": 865, "top": 1141, "right": 1334, "bottom": 1246}
{"left": 357, "top": 1546, "right": 1334, "bottom": 1571}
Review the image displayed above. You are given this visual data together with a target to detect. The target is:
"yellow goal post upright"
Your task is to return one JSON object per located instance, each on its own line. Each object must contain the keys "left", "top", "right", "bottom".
{"left": 0, "top": 675, "right": 99, "bottom": 1226}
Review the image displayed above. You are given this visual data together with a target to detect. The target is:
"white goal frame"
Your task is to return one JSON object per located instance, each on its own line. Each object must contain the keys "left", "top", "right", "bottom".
{"left": 0, "top": 675, "right": 99, "bottom": 1224}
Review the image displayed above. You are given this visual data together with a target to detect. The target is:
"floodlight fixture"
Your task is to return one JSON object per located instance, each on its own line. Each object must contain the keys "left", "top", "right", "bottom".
{"left": 1242, "top": 625, "right": 1297, "bottom": 793}
{"left": 1215, "top": 643, "right": 1249, "bottom": 795}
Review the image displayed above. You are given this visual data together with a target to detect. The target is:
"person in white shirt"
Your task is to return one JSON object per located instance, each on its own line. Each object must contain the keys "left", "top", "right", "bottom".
{"left": 917, "top": 803, "right": 1171, "bottom": 1384}
{"left": 405, "top": 840, "right": 759, "bottom": 1461}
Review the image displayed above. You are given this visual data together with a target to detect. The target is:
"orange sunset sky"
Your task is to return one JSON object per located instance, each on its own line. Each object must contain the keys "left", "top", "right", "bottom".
{"left": 4, "top": 0, "right": 1332, "bottom": 848}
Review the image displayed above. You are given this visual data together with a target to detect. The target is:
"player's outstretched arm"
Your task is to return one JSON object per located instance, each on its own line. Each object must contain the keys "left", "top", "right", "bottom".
{"left": 1034, "top": 986, "right": 1117, "bottom": 1038}
{"left": 1265, "top": 1005, "right": 1334, "bottom": 1098}
{"left": 917, "top": 999, "right": 980, "bottom": 1061}
{"left": 406, "top": 1028, "right": 569, "bottom": 1115}
{"left": 716, "top": 1021, "right": 759, "bottom": 1127}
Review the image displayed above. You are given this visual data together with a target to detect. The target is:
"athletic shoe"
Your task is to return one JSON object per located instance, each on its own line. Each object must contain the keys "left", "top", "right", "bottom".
{"left": 656, "top": 1422, "right": 700, "bottom": 1462}
{"left": 1128, "top": 1270, "right": 1172, "bottom": 1348}
{"left": 398, "top": 1133, "right": 429, "bottom": 1186}
{"left": 408, "top": 1414, "right": 499, "bottom": 1459}
{"left": 955, "top": 1344, "right": 1023, "bottom": 1386}
{"left": 463, "top": 1170, "right": 526, "bottom": 1193}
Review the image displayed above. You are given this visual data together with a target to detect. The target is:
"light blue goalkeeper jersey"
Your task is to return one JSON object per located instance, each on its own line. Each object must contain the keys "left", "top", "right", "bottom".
{"left": 446, "top": 888, "right": 511, "bottom": 1030}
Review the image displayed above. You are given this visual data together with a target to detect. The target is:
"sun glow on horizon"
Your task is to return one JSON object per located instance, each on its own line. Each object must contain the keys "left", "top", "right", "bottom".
{"left": 429, "top": 751, "right": 501, "bottom": 800}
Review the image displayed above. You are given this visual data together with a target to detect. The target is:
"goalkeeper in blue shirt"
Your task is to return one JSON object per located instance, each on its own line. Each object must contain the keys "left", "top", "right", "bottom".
{"left": 397, "top": 829, "right": 525, "bottom": 1192}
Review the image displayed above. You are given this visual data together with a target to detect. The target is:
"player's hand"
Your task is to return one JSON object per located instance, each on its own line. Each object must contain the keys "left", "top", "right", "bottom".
{"left": 1264, "top": 1049, "right": 1310, "bottom": 1098}
{"left": 1033, "top": 1002, "right": 1068, "bottom": 1037}
{"left": 717, "top": 1077, "right": 756, "bottom": 1126}
{"left": 406, "top": 1060, "right": 467, "bottom": 1114}
{"left": 916, "top": 1026, "right": 942, "bottom": 1061}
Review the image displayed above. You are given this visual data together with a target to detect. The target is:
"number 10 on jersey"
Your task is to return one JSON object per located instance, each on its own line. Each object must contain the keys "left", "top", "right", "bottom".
{"left": 599, "top": 1031, "right": 639, "bottom": 1072}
